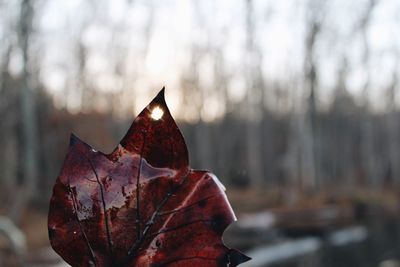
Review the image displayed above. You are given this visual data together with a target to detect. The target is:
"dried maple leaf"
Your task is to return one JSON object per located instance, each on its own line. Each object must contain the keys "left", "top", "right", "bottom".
{"left": 48, "top": 88, "right": 251, "bottom": 267}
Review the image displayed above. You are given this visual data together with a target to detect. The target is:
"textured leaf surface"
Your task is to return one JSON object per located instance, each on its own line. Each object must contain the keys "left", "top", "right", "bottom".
{"left": 48, "top": 89, "right": 250, "bottom": 267}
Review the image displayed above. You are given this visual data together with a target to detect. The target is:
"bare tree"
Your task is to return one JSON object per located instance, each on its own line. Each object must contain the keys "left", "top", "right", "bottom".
{"left": 298, "top": 0, "right": 325, "bottom": 190}
{"left": 385, "top": 56, "right": 400, "bottom": 186}
{"left": 243, "top": 0, "right": 265, "bottom": 188}
{"left": 358, "top": 0, "right": 379, "bottom": 188}
{"left": 10, "top": 0, "right": 40, "bottom": 222}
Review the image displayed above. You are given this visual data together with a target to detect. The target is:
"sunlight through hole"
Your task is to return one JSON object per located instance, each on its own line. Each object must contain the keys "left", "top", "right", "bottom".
{"left": 151, "top": 106, "right": 164, "bottom": 120}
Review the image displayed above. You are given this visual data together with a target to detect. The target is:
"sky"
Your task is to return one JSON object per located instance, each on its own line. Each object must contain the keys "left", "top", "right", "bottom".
{"left": 2, "top": 0, "right": 400, "bottom": 119}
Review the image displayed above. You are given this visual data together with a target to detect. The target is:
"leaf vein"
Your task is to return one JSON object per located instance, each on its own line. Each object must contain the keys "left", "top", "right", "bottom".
{"left": 79, "top": 151, "right": 114, "bottom": 263}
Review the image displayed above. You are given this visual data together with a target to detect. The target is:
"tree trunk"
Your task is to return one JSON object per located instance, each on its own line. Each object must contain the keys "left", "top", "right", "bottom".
{"left": 10, "top": 0, "right": 39, "bottom": 222}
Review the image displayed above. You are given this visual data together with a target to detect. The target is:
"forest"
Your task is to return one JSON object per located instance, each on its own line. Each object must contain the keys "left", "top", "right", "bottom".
{"left": 1, "top": 0, "right": 400, "bottom": 266}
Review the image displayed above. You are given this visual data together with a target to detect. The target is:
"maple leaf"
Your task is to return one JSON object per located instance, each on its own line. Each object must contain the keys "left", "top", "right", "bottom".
{"left": 48, "top": 88, "right": 251, "bottom": 267}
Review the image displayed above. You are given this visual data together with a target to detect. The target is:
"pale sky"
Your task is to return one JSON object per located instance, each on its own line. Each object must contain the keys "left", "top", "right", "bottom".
{"left": 2, "top": 0, "right": 400, "bottom": 120}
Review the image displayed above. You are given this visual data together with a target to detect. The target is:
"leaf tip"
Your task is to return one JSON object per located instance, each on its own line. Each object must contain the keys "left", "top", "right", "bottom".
{"left": 68, "top": 133, "right": 90, "bottom": 151}
{"left": 68, "top": 133, "right": 79, "bottom": 147}
{"left": 228, "top": 249, "right": 252, "bottom": 266}
{"left": 146, "top": 87, "right": 169, "bottom": 121}
{"left": 153, "top": 87, "right": 166, "bottom": 104}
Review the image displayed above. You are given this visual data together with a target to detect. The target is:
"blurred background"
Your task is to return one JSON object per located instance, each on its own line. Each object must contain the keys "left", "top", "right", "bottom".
{"left": 1, "top": 0, "right": 400, "bottom": 266}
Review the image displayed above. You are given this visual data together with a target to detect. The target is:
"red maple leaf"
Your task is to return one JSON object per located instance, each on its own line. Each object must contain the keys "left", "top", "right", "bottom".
{"left": 48, "top": 88, "right": 250, "bottom": 266}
